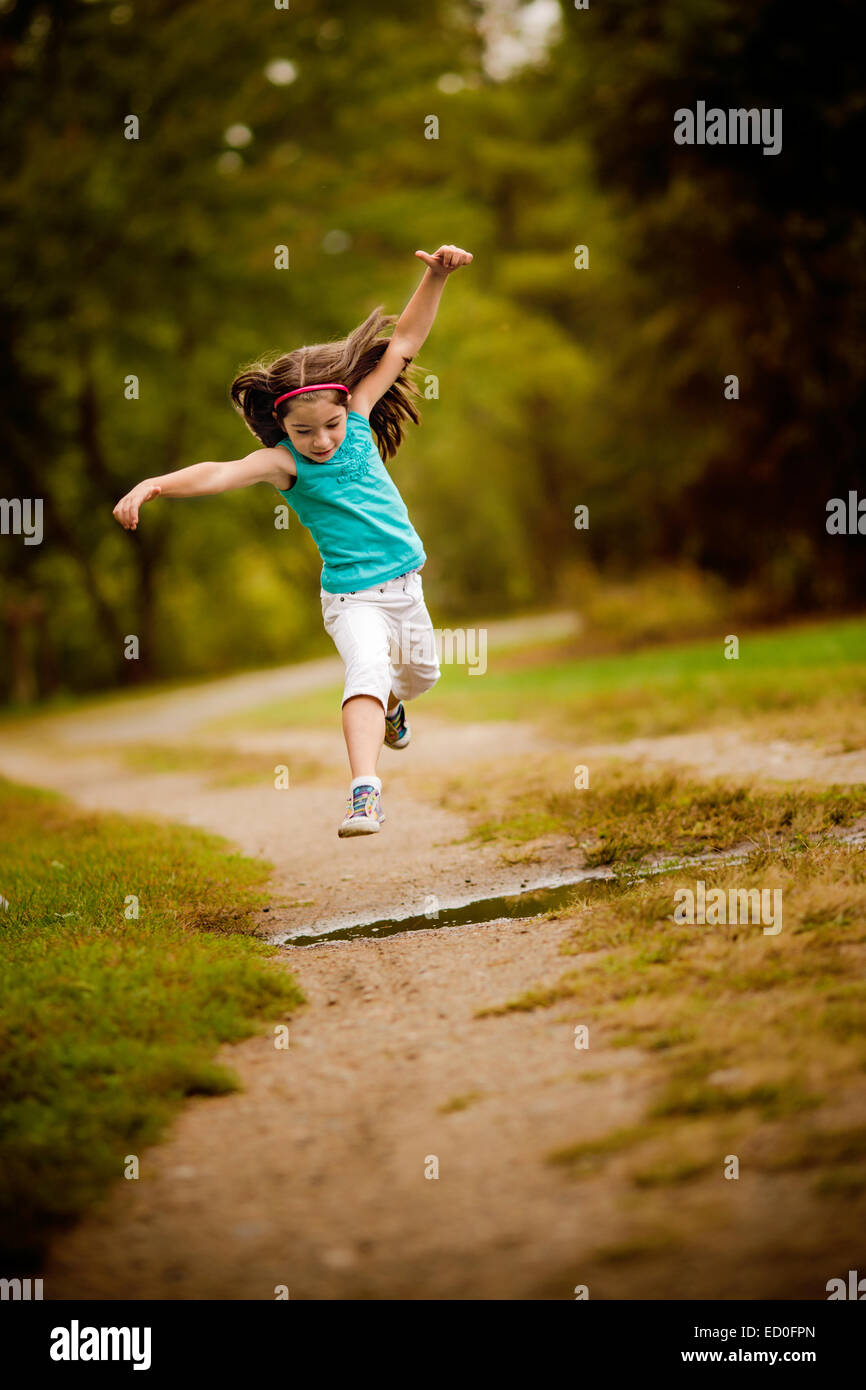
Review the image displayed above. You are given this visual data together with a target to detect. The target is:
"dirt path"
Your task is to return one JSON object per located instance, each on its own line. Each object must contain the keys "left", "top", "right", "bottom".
{"left": 2, "top": 634, "right": 863, "bottom": 1299}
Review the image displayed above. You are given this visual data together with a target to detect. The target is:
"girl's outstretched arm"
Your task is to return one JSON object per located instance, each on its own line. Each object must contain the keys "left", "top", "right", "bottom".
{"left": 352, "top": 244, "right": 473, "bottom": 415}
{"left": 112, "top": 447, "right": 292, "bottom": 530}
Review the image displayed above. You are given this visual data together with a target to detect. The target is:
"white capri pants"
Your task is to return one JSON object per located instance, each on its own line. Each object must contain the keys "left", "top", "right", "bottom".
{"left": 320, "top": 568, "right": 441, "bottom": 713}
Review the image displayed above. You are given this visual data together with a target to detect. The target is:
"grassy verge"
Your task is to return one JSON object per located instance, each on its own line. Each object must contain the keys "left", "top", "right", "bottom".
{"left": 425, "top": 613, "right": 866, "bottom": 743}
{"left": 0, "top": 777, "right": 304, "bottom": 1272}
{"left": 436, "top": 755, "right": 866, "bottom": 865}
{"left": 478, "top": 836, "right": 866, "bottom": 1224}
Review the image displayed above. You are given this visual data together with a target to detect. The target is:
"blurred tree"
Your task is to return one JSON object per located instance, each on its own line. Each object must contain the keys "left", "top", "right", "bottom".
{"left": 0, "top": 0, "right": 493, "bottom": 696}
{"left": 548, "top": 0, "right": 866, "bottom": 607}
{"left": 0, "top": 0, "right": 861, "bottom": 703}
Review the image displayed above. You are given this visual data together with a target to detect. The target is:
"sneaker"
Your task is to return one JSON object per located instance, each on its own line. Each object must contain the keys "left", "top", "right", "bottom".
{"left": 384, "top": 700, "right": 411, "bottom": 750}
{"left": 338, "top": 782, "right": 386, "bottom": 837}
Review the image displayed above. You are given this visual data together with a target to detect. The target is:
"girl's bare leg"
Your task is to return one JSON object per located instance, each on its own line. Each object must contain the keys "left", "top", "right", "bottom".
{"left": 342, "top": 695, "right": 386, "bottom": 777}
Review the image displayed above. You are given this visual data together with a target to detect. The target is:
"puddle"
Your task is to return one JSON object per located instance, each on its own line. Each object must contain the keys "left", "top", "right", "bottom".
{"left": 271, "top": 817, "right": 866, "bottom": 950}
{"left": 279, "top": 868, "right": 615, "bottom": 947}
{"left": 273, "top": 825, "right": 866, "bottom": 948}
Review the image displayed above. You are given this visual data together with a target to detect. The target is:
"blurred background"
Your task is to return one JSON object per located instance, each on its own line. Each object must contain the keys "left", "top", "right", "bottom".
{"left": 1, "top": 0, "right": 864, "bottom": 704}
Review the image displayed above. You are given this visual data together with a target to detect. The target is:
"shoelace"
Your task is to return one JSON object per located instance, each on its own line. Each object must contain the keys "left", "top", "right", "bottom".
{"left": 346, "top": 784, "right": 378, "bottom": 817}
{"left": 385, "top": 704, "right": 406, "bottom": 735}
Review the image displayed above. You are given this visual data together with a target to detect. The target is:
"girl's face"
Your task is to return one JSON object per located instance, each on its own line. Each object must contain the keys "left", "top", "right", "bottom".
{"left": 279, "top": 397, "right": 351, "bottom": 461}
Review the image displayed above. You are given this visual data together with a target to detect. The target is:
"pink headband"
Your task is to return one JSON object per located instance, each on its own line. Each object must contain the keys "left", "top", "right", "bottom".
{"left": 272, "top": 383, "right": 349, "bottom": 410}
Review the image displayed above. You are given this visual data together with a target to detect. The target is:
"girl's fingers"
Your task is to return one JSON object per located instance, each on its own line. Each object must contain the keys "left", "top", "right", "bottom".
{"left": 440, "top": 246, "right": 471, "bottom": 269}
{"left": 113, "top": 485, "right": 159, "bottom": 527}
{"left": 115, "top": 498, "right": 135, "bottom": 528}
{"left": 416, "top": 246, "right": 472, "bottom": 272}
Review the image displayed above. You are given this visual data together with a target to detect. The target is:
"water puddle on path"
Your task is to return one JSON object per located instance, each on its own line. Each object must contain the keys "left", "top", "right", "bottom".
{"left": 273, "top": 826, "right": 866, "bottom": 948}
{"left": 279, "top": 869, "right": 613, "bottom": 947}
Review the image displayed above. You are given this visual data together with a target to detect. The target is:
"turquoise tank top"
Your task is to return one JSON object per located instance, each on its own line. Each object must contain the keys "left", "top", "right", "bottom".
{"left": 274, "top": 411, "right": 426, "bottom": 594}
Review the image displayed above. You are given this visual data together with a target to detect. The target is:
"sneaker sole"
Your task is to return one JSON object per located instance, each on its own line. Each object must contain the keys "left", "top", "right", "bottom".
{"left": 338, "top": 818, "right": 382, "bottom": 838}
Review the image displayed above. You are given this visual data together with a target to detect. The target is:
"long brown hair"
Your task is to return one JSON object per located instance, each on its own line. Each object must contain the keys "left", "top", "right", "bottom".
{"left": 229, "top": 306, "right": 423, "bottom": 459}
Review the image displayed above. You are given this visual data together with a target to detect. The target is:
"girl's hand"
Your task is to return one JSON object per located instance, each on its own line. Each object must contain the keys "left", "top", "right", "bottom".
{"left": 415, "top": 244, "right": 473, "bottom": 276}
{"left": 113, "top": 480, "right": 161, "bottom": 530}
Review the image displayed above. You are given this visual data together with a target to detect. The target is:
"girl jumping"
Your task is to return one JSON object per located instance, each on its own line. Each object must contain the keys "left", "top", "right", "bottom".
{"left": 113, "top": 243, "right": 473, "bottom": 837}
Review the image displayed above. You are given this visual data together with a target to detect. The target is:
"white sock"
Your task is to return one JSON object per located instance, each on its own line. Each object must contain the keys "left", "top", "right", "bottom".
{"left": 351, "top": 774, "right": 381, "bottom": 792}
{"left": 386, "top": 700, "right": 401, "bottom": 716}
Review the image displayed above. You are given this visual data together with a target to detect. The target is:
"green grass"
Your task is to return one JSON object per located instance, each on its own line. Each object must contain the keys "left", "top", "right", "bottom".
{"left": 743, "top": 1124, "right": 866, "bottom": 1174}
{"left": 548, "top": 1125, "right": 657, "bottom": 1173}
{"left": 442, "top": 755, "right": 866, "bottom": 865}
{"left": 437, "top": 1090, "right": 484, "bottom": 1114}
{"left": 631, "top": 1158, "right": 715, "bottom": 1188}
{"left": 425, "top": 613, "right": 866, "bottom": 742}
{"left": 649, "top": 1077, "right": 819, "bottom": 1121}
{"left": 0, "top": 777, "right": 304, "bottom": 1272}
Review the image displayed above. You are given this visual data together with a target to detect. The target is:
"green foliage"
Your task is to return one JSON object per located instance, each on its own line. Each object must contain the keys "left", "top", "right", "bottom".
{"left": 1, "top": 1, "right": 862, "bottom": 701}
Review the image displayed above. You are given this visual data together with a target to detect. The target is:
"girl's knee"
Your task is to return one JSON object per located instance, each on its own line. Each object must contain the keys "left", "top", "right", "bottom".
{"left": 342, "top": 651, "right": 393, "bottom": 715}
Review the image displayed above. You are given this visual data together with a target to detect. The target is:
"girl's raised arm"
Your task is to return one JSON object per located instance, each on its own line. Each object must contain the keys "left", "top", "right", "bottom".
{"left": 112, "top": 447, "right": 291, "bottom": 530}
{"left": 352, "top": 244, "right": 473, "bottom": 416}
